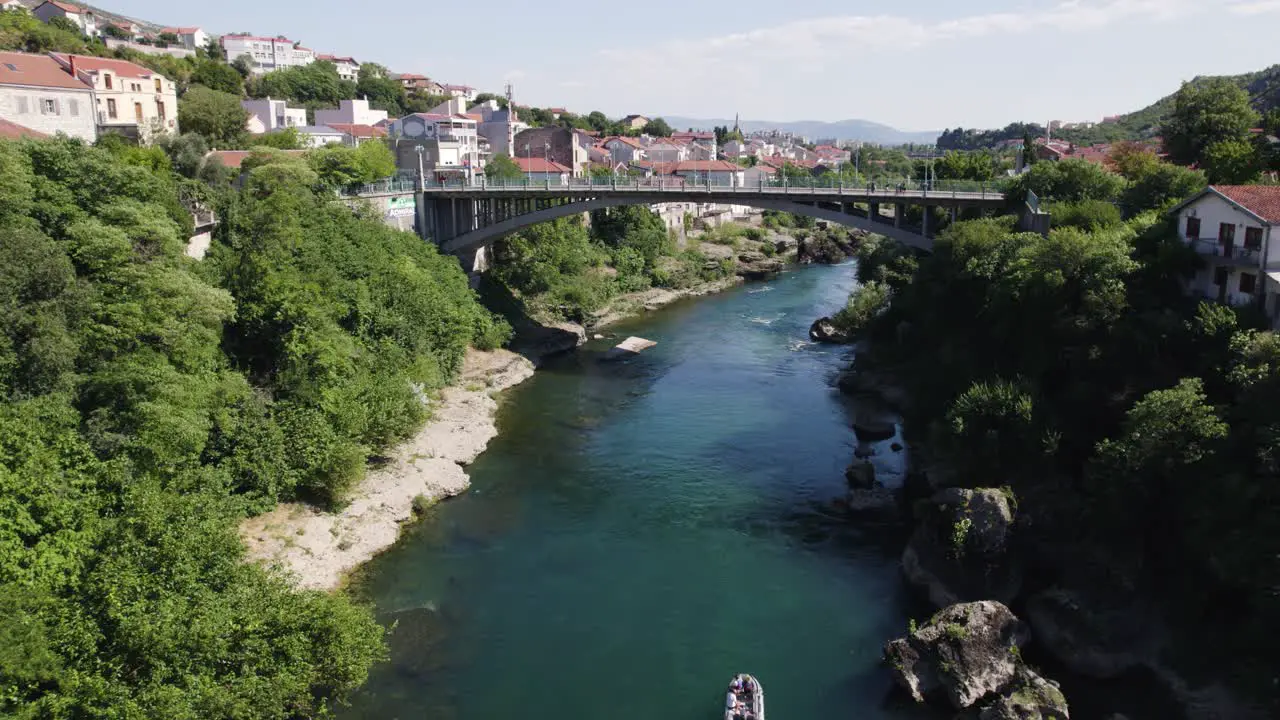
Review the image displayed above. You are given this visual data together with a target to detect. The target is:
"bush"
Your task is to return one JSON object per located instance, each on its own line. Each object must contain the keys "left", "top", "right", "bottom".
{"left": 832, "top": 281, "right": 890, "bottom": 335}
{"left": 1048, "top": 199, "right": 1122, "bottom": 231}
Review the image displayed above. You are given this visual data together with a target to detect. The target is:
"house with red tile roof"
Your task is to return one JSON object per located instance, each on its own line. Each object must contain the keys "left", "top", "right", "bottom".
{"left": 325, "top": 123, "right": 387, "bottom": 146}
{"left": 51, "top": 53, "right": 179, "bottom": 142}
{"left": 221, "top": 34, "right": 315, "bottom": 74}
{"left": 0, "top": 50, "right": 96, "bottom": 141}
{"left": 159, "top": 27, "right": 209, "bottom": 51}
{"left": 33, "top": 2, "right": 98, "bottom": 37}
{"left": 603, "top": 135, "right": 645, "bottom": 164}
{"left": 1172, "top": 184, "right": 1280, "bottom": 318}
{"left": 316, "top": 53, "right": 359, "bottom": 82}
{"left": 514, "top": 156, "right": 572, "bottom": 184}
{"left": 0, "top": 116, "right": 48, "bottom": 140}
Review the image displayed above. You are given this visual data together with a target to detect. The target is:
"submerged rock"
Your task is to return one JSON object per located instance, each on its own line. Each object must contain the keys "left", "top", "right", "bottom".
{"left": 884, "top": 601, "right": 1031, "bottom": 709}
{"left": 902, "top": 488, "right": 1021, "bottom": 608}
{"left": 601, "top": 336, "right": 657, "bottom": 361}
{"left": 845, "top": 460, "right": 876, "bottom": 489}
{"left": 853, "top": 419, "right": 896, "bottom": 442}
{"left": 809, "top": 317, "right": 850, "bottom": 344}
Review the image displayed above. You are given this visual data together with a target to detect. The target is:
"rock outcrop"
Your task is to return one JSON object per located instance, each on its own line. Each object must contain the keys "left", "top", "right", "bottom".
{"left": 979, "top": 667, "right": 1071, "bottom": 719}
{"left": 796, "top": 229, "right": 858, "bottom": 264}
{"left": 852, "top": 418, "right": 897, "bottom": 442}
{"left": 809, "top": 317, "right": 851, "bottom": 344}
{"left": 902, "top": 488, "right": 1021, "bottom": 608}
{"left": 884, "top": 601, "right": 1031, "bottom": 709}
{"left": 1024, "top": 588, "right": 1149, "bottom": 679}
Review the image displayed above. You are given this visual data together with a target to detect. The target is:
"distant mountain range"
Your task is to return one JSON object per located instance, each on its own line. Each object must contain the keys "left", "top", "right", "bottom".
{"left": 660, "top": 116, "right": 940, "bottom": 145}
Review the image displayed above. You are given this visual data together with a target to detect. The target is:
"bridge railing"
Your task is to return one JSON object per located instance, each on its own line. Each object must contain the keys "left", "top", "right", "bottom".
{"left": 345, "top": 175, "right": 1013, "bottom": 199}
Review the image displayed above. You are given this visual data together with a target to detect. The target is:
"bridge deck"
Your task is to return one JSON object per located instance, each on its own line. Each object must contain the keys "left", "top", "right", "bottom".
{"left": 417, "top": 183, "right": 1006, "bottom": 207}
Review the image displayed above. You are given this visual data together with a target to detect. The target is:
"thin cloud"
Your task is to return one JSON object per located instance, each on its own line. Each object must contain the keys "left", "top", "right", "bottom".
{"left": 600, "top": 0, "right": 1208, "bottom": 65}
{"left": 1227, "top": 0, "right": 1280, "bottom": 14}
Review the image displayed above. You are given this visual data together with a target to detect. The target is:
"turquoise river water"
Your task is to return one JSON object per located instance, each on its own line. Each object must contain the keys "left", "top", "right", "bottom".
{"left": 341, "top": 264, "right": 941, "bottom": 720}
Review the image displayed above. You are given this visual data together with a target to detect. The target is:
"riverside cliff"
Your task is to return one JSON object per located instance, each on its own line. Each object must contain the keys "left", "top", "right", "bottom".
{"left": 826, "top": 203, "right": 1277, "bottom": 718}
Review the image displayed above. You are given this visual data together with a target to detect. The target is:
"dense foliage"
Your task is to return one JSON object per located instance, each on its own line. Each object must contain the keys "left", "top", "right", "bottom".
{"left": 849, "top": 155, "right": 1279, "bottom": 708}
{"left": 0, "top": 135, "right": 509, "bottom": 716}
{"left": 491, "top": 206, "right": 732, "bottom": 322}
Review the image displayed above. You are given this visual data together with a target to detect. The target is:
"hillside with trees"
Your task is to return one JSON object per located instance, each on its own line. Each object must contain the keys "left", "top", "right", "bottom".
{"left": 938, "top": 64, "right": 1280, "bottom": 150}
{"left": 0, "top": 130, "right": 508, "bottom": 716}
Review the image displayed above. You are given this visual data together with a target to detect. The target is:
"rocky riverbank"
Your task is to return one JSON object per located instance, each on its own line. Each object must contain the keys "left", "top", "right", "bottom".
{"left": 829, "top": 353, "right": 1269, "bottom": 720}
{"left": 240, "top": 348, "right": 536, "bottom": 590}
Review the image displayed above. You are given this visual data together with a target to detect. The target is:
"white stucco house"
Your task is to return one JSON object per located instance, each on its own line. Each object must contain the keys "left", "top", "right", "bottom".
{"left": 672, "top": 160, "right": 745, "bottom": 187}
{"left": 221, "top": 34, "right": 315, "bottom": 74}
{"left": 604, "top": 135, "right": 644, "bottom": 164}
{"left": 52, "top": 54, "right": 178, "bottom": 142}
{"left": 33, "top": 1, "right": 97, "bottom": 36}
{"left": 1172, "top": 185, "right": 1280, "bottom": 322}
{"left": 242, "top": 97, "right": 308, "bottom": 133}
{"left": 0, "top": 50, "right": 96, "bottom": 141}
{"left": 297, "top": 125, "right": 345, "bottom": 147}
{"left": 159, "top": 27, "right": 209, "bottom": 51}
{"left": 314, "top": 98, "right": 387, "bottom": 127}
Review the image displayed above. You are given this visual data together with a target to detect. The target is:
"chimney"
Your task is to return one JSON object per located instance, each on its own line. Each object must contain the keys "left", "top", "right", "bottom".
{"left": 69, "top": 55, "right": 76, "bottom": 79}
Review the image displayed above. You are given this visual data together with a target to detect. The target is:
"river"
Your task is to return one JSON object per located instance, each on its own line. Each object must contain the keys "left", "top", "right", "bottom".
{"left": 341, "top": 263, "right": 936, "bottom": 719}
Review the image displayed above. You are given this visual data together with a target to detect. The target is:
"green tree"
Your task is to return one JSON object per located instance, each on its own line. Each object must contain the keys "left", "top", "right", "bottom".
{"left": 157, "top": 31, "right": 180, "bottom": 45}
{"left": 1005, "top": 158, "right": 1126, "bottom": 204}
{"left": 1162, "top": 78, "right": 1260, "bottom": 167}
{"left": 356, "top": 63, "right": 408, "bottom": 116}
{"left": 1121, "top": 162, "right": 1205, "bottom": 214}
{"left": 231, "top": 53, "right": 254, "bottom": 78}
{"left": 643, "top": 117, "right": 673, "bottom": 137}
{"left": 249, "top": 126, "right": 304, "bottom": 150}
{"left": 1107, "top": 141, "right": 1161, "bottom": 180}
{"left": 1201, "top": 138, "right": 1261, "bottom": 184}
{"left": 46, "top": 16, "right": 80, "bottom": 35}
{"left": 249, "top": 61, "right": 354, "bottom": 106}
{"left": 191, "top": 59, "right": 243, "bottom": 95}
{"left": 178, "top": 85, "right": 249, "bottom": 148}
{"left": 485, "top": 153, "right": 524, "bottom": 182}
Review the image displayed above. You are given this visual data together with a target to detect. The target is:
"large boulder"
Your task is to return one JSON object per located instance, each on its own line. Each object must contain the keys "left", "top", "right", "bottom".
{"left": 902, "top": 488, "right": 1021, "bottom": 608}
{"left": 737, "top": 257, "right": 784, "bottom": 281}
{"left": 884, "top": 601, "right": 1031, "bottom": 709}
{"left": 809, "top": 317, "right": 851, "bottom": 344}
{"left": 979, "top": 668, "right": 1071, "bottom": 720}
{"left": 853, "top": 418, "right": 897, "bottom": 442}
{"left": 1024, "top": 589, "right": 1148, "bottom": 679}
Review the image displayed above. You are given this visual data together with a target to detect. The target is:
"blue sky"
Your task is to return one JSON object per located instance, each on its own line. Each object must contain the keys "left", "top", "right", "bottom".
{"left": 108, "top": 0, "right": 1279, "bottom": 130}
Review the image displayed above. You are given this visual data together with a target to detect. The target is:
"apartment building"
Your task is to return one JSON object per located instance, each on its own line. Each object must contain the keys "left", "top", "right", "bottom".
{"left": 0, "top": 50, "right": 96, "bottom": 141}
{"left": 221, "top": 34, "right": 315, "bottom": 74}
{"left": 51, "top": 53, "right": 177, "bottom": 142}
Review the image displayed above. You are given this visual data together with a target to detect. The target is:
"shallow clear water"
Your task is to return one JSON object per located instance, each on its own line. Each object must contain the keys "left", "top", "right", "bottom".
{"left": 342, "top": 264, "right": 936, "bottom": 720}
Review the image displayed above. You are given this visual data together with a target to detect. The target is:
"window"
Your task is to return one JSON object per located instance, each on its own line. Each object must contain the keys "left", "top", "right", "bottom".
{"left": 1185, "top": 216, "right": 1201, "bottom": 239}
{"left": 3, "top": 63, "right": 16, "bottom": 71}
{"left": 156, "top": 100, "right": 164, "bottom": 121}
{"left": 1241, "top": 272, "right": 1257, "bottom": 294}
{"left": 154, "top": 78, "right": 162, "bottom": 92}
{"left": 1245, "top": 227, "right": 1263, "bottom": 251}
{"left": 134, "top": 102, "right": 143, "bottom": 124}
{"left": 1219, "top": 222, "right": 1236, "bottom": 245}
{"left": 1214, "top": 267, "right": 1229, "bottom": 286}
{"left": 107, "top": 98, "right": 117, "bottom": 119}
{"left": 41, "top": 98, "right": 56, "bottom": 115}
{"left": 68, "top": 98, "right": 77, "bottom": 116}
{"left": 16, "top": 96, "right": 27, "bottom": 114}
{"left": 104, "top": 73, "right": 112, "bottom": 89}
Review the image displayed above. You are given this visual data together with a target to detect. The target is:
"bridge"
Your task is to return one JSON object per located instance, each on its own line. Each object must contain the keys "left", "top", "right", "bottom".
{"left": 346, "top": 177, "right": 1010, "bottom": 270}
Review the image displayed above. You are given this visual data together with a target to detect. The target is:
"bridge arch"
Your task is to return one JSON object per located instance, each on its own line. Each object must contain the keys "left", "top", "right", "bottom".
{"left": 438, "top": 194, "right": 936, "bottom": 255}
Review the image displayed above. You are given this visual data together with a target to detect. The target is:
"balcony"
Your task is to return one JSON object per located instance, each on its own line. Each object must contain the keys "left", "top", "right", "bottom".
{"left": 1189, "top": 238, "right": 1261, "bottom": 267}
